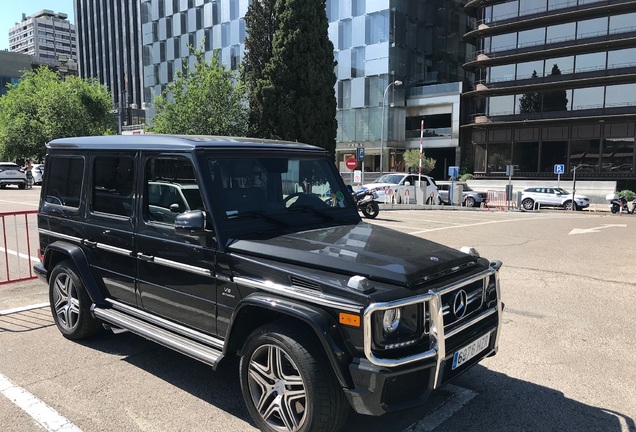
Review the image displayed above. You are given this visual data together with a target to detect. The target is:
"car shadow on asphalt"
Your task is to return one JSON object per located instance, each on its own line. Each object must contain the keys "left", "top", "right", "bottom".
{"left": 80, "top": 334, "right": 635, "bottom": 432}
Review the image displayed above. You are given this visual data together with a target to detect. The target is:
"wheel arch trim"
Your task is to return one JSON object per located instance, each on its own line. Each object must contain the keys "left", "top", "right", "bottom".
{"left": 227, "top": 294, "right": 353, "bottom": 388}
{"left": 44, "top": 241, "right": 108, "bottom": 306}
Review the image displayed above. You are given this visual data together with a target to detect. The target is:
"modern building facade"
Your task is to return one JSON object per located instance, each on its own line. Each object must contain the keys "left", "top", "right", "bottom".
{"left": 74, "top": 0, "right": 145, "bottom": 131}
{"left": 140, "top": 0, "right": 475, "bottom": 179}
{"left": 463, "top": 0, "right": 636, "bottom": 185}
{"left": 8, "top": 10, "right": 76, "bottom": 63}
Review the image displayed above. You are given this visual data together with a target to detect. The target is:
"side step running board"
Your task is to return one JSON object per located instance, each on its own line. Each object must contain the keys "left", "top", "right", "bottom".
{"left": 92, "top": 306, "right": 224, "bottom": 368}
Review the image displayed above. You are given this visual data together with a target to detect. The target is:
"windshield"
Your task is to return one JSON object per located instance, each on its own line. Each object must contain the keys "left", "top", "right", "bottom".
{"left": 373, "top": 174, "right": 404, "bottom": 184}
{"left": 206, "top": 155, "right": 357, "bottom": 234}
{"left": 554, "top": 188, "right": 570, "bottom": 194}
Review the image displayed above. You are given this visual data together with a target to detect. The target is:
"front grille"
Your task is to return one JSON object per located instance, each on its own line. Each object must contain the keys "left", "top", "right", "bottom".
{"left": 440, "top": 279, "right": 484, "bottom": 328}
{"left": 381, "top": 369, "right": 429, "bottom": 405}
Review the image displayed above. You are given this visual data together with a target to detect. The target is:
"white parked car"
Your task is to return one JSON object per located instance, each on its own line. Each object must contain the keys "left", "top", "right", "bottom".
{"left": 362, "top": 173, "right": 440, "bottom": 204}
{"left": 0, "top": 162, "right": 27, "bottom": 189}
{"left": 521, "top": 187, "right": 589, "bottom": 211}
{"left": 31, "top": 164, "right": 45, "bottom": 185}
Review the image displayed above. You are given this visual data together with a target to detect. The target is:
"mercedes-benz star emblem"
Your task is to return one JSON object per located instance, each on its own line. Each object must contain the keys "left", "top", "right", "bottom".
{"left": 453, "top": 290, "right": 468, "bottom": 319}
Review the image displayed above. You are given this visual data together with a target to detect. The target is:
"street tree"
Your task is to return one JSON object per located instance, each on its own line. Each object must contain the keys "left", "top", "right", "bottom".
{"left": 242, "top": 0, "right": 278, "bottom": 138}
{"left": 403, "top": 149, "right": 436, "bottom": 175}
{"left": 149, "top": 47, "right": 248, "bottom": 136}
{"left": 0, "top": 67, "right": 115, "bottom": 161}
{"left": 251, "top": 0, "right": 338, "bottom": 154}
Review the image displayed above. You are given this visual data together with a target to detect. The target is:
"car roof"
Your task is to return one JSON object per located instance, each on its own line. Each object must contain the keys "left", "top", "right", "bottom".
{"left": 47, "top": 134, "right": 324, "bottom": 153}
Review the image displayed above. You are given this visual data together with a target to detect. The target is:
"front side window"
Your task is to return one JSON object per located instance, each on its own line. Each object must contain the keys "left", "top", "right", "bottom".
{"left": 144, "top": 156, "right": 204, "bottom": 224}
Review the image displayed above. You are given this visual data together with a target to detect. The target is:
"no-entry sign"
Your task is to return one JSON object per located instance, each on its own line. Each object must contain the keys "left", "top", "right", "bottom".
{"left": 345, "top": 157, "right": 358, "bottom": 170}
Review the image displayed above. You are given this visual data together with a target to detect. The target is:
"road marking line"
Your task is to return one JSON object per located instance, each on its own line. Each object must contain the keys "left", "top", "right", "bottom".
{"left": 0, "top": 246, "right": 39, "bottom": 262}
{"left": 0, "top": 373, "right": 82, "bottom": 431}
{"left": 404, "top": 384, "right": 476, "bottom": 432}
{"left": 0, "top": 303, "right": 49, "bottom": 316}
{"left": 0, "top": 200, "right": 38, "bottom": 207}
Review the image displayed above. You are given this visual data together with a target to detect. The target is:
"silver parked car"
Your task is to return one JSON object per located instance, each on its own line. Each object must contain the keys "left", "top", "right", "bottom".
{"left": 437, "top": 181, "right": 487, "bottom": 207}
{"left": 0, "top": 162, "right": 27, "bottom": 189}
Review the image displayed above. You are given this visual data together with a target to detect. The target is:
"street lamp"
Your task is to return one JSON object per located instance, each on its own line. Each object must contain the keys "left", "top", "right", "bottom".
{"left": 380, "top": 80, "right": 403, "bottom": 175}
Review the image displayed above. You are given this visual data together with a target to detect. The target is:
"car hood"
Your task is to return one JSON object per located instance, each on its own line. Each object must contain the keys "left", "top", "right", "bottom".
{"left": 362, "top": 183, "right": 397, "bottom": 191}
{"left": 227, "top": 222, "right": 479, "bottom": 288}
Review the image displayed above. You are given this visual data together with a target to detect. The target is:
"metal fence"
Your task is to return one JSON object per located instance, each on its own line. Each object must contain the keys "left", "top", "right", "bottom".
{"left": 0, "top": 211, "right": 38, "bottom": 285}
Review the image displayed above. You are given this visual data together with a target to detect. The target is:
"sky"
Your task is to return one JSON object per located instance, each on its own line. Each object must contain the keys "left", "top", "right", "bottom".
{"left": 1, "top": 0, "right": 74, "bottom": 51}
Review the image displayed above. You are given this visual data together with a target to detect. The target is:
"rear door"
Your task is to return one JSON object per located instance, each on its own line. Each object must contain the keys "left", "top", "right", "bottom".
{"left": 83, "top": 153, "right": 138, "bottom": 306}
{"left": 135, "top": 154, "right": 218, "bottom": 335}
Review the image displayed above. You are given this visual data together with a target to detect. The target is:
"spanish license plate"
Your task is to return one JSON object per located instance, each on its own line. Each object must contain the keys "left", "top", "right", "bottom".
{"left": 451, "top": 332, "right": 491, "bottom": 370}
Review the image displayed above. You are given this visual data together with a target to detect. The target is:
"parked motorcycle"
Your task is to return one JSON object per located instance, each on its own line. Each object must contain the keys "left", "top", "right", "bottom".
{"left": 607, "top": 194, "right": 635, "bottom": 214}
{"left": 348, "top": 186, "right": 380, "bottom": 219}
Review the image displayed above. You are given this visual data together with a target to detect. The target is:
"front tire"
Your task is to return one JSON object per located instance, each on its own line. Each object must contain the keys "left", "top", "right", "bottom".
{"left": 49, "top": 260, "right": 101, "bottom": 340}
{"left": 240, "top": 322, "right": 349, "bottom": 432}
{"left": 360, "top": 201, "right": 379, "bottom": 219}
{"left": 521, "top": 198, "right": 535, "bottom": 211}
{"left": 563, "top": 200, "right": 574, "bottom": 211}
{"left": 464, "top": 197, "right": 476, "bottom": 207}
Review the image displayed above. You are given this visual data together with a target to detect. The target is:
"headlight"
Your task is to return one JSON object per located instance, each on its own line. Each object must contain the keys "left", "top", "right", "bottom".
{"left": 372, "top": 304, "right": 424, "bottom": 351}
{"left": 383, "top": 308, "right": 401, "bottom": 333}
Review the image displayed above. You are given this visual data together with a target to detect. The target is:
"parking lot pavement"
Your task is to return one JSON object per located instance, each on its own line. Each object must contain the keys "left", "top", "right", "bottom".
{"left": 0, "top": 280, "right": 47, "bottom": 312}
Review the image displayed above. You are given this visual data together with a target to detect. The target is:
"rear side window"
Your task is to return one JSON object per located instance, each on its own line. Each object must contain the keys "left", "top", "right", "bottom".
{"left": 45, "top": 156, "right": 84, "bottom": 208}
{"left": 92, "top": 156, "right": 135, "bottom": 217}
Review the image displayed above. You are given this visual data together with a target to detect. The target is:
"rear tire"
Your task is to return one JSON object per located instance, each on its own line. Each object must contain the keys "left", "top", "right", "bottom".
{"left": 360, "top": 201, "right": 379, "bottom": 219}
{"left": 49, "top": 260, "right": 101, "bottom": 340}
{"left": 240, "top": 322, "right": 349, "bottom": 432}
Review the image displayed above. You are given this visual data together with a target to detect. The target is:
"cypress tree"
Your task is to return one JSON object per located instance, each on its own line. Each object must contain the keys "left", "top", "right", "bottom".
{"left": 242, "top": 0, "right": 278, "bottom": 138}
{"left": 257, "top": 0, "right": 338, "bottom": 155}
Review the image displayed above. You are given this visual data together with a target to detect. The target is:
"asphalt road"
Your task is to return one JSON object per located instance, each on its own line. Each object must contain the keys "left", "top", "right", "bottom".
{"left": 1, "top": 188, "right": 635, "bottom": 431}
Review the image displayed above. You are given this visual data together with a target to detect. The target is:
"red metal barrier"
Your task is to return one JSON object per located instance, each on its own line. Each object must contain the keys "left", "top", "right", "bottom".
{"left": 0, "top": 210, "right": 38, "bottom": 285}
{"left": 485, "top": 190, "right": 508, "bottom": 211}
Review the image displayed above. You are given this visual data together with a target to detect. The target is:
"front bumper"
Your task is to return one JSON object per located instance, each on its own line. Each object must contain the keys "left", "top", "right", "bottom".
{"left": 344, "top": 265, "right": 503, "bottom": 416}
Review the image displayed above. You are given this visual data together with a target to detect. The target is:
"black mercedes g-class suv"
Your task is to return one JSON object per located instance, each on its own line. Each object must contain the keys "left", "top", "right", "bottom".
{"left": 35, "top": 135, "right": 503, "bottom": 432}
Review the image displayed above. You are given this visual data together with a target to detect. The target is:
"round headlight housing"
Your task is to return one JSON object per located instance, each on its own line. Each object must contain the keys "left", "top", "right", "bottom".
{"left": 382, "top": 308, "right": 401, "bottom": 334}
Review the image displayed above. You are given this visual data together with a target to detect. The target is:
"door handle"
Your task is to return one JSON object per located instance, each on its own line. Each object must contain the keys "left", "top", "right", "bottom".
{"left": 137, "top": 253, "right": 155, "bottom": 262}
{"left": 82, "top": 239, "right": 97, "bottom": 248}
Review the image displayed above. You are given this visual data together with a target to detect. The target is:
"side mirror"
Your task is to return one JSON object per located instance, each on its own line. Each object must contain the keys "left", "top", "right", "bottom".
{"left": 170, "top": 203, "right": 181, "bottom": 213}
{"left": 175, "top": 210, "right": 206, "bottom": 235}
{"left": 404, "top": 181, "right": 411, "bottom": 186}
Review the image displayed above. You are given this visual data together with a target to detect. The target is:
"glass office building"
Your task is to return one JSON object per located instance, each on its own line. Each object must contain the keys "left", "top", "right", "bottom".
{"left": 463, "top": 0, "right": 636, "bottom": 182}
{"left": 140, "top": 0, "right": 474, "bottom": 179}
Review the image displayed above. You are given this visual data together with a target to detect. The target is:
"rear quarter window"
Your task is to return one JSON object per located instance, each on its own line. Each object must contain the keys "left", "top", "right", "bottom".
{"left": 45, "top": 156, "right": 85, "bottom": 208}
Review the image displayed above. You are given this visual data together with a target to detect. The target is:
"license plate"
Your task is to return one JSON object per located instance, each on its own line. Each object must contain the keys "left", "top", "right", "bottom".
{"left": 452, "top": 332, "right": 491, "bottom": 370}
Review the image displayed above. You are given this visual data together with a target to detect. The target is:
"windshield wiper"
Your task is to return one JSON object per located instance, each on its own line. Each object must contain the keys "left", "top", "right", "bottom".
{"left": 227, "top": 211, "right": 288, "bottom": 226}
{"left": 287, "top": 205, "right": 335, "bottom": 221}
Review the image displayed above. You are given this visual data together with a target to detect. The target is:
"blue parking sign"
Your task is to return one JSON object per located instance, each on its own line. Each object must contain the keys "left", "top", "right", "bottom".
{"left": 554, "top": 164, "right": 565, "bottom": 174}
{"left": 448, "top": 166, "right": 459, "bottom": 179}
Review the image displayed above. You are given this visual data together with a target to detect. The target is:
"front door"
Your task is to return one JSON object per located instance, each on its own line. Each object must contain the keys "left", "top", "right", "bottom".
{"left": 135, "top": 154, "right": 218, "bottom": 335}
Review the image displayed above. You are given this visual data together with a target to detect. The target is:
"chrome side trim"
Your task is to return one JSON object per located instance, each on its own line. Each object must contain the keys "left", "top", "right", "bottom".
{"left": 96, "top": 243, "right": 132, "bottom": 256}
{"left": 38, "top": 228, "right": 81, "bottom": 244}
{"left": 234, "top": 276, "right": 363, "bottom": 313}
{"left": 107, "top": 298, "right": 224, "bottom": 349}
{"left": 151, "top": 256, "right": 213, "bottom": 277}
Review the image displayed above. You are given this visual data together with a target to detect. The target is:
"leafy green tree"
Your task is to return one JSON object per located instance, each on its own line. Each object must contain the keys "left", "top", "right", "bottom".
{"left": 149, "top": 47, "right": 248, "bottom": 136}
{"left": 518, "top": 70, "right": 542, "bottom": 114}
{"left": 242, "top": 0, "right": 278, "bottom": 138}
{"left": 403, "top": 149, "right": 436, "bottom": 175}
{"left": 0, "top": 67, "right": 115, "bottom": 161}
{"left": 253, "top": 0, "right": 338, "bottom": 154}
